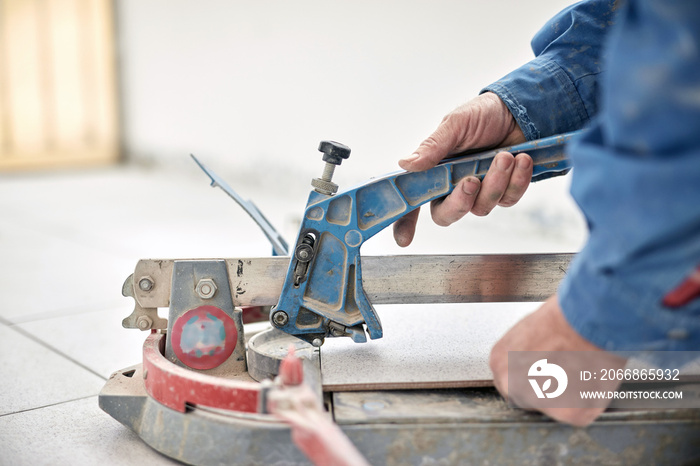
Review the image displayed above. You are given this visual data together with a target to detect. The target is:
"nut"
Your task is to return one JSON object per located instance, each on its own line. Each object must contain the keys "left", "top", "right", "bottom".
{"left": 271, "top": 310, "right": 289, "bottom": 327}
{"left": 196, "top": 278, "right": 217, "bottom": 299}
{"left": 136, "top": 315, "right": 153, "bottom": 330}
{"left": 138, "top": 276, "right": 154, "bottom": 292}
{"left": 311, "top": 177, "right": 338, "bottom": 195}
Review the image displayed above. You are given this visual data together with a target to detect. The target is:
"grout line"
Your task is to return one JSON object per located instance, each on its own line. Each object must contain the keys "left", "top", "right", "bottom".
{"left": 8, "top": 300, "right": 129, "bottom": 325}
{"left": 7, "top": 325, "right": 108, "bottom": 382}
{"left": 0, "top": 395, "right": 97, "bottom": 418}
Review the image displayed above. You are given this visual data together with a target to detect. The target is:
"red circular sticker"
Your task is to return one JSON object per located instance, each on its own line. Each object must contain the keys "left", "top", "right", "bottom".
{"left": 171, "top": 305, "right": 238, "bottom": 370}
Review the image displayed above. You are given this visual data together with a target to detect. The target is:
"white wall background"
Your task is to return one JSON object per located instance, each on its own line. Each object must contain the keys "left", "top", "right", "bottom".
{"left": 114, "top": 0, "right": 586, "bottom": 256}
{"left": 116, "top": 0, "right": 573, "bottom": 175}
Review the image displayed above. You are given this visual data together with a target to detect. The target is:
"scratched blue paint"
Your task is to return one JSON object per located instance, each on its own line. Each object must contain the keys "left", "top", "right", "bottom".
{"left": 394, "top": 167, "right": 450, "bottom": 206}
{"left": 356, "top": 179, "right": 406, "bottom": 230}
{"left": 305, "top": 233, "right": 346, "bottom": 308}
{"left": 327, "top": 195, "right": 352, "bottom": 226}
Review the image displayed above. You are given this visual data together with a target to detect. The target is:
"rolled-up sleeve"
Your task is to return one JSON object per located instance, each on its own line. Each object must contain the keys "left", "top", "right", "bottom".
{"left": 482, "top": 0, "right": 617, "bottom": 140}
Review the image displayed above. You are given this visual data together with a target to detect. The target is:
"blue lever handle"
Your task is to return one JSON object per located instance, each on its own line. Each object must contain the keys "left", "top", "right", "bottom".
{"left": 272, "top": 130, "right": 579, "bottom": 345}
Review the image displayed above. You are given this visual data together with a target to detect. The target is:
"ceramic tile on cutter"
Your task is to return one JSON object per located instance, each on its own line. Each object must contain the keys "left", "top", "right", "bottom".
{"left": 320, "top": 302, "right": 537, "bottom": 391}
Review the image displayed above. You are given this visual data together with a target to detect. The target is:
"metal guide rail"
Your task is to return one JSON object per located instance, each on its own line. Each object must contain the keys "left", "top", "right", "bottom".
{"left": 122, "top": 253, "right": 574, "bottom": 331}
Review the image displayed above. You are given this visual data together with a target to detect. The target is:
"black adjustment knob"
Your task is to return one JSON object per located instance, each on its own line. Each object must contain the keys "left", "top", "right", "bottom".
{"left": 318, "top": 141, "right": 351, "bottom": 165}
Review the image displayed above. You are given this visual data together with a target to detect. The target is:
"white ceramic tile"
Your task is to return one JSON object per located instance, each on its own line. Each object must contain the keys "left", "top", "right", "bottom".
{"left": 0, "top": 396, "right": 178, "bottom": 465}
{"left": 17, "top": 305, "right": 152, "bottom": 379}
{"left": 0, "top": 323, "right": 105, "bottom": 416}
{"left": 320, "top": 302, "right": 538, "bottom": 390}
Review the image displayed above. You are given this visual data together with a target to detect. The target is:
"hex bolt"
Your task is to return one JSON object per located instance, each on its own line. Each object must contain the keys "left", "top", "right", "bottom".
{"left": 136, "top": 315, "right": 153, "bottom": 330}
{"left": 271, "top": 310, "right": 289, "bottom": 327}
{"left": 196, "top": 278, "right": 217, "bottom": 299}
{"left": 138, "top": 276, "right": 154, "bottom": 292}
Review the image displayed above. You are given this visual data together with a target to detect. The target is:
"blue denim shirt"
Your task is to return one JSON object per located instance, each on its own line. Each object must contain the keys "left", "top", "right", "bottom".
{"left": 483, "top": 0, "right": 700, "bottom": 351}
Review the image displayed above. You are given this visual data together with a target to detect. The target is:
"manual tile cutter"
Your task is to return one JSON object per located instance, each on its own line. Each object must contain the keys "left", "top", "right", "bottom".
{"left": 100, "top": 132, "right": 700, "bottom": 464}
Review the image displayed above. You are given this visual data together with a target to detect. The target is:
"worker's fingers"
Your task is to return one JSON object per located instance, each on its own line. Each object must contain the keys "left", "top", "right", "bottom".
{"left": 498, "top": 153, "right": 532, "bottom": 207}
{"left": 393, "top": 208, "right": 421, "bottom": 247}
{"left": 403, "top": 152, "right": 530, "bottom": 233}
{"left": 399, "top": 114, "right": 465, "bottom": 172}
{"left": 471, "top": 152, "right": 515, "bottom": 217}
{"left": 430, "top": 177, "right": 481, "bottom": 227}
{"left": 398, "top": 93, "right": 527, "bottom": 173}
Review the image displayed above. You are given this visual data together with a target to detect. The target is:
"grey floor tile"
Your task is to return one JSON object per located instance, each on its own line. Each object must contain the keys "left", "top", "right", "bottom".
{"left": 0, "top": 396, "right": 178, "bottom": 465}
{"left": 0, "top": 166, "right": 294, "bottom": 260}
{"left": 0, "top": 323, "right": 105, "bottom": 416}
{"left": 17, "top": 306, "right": 151, "bottom": 379}
{"left": 0, "top": 220, "right": 133, "bottom": 323}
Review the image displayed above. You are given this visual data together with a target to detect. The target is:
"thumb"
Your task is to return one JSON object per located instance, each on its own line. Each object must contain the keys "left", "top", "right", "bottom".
{"left": 399, "top": 118, "right": 461, "bottom": 172}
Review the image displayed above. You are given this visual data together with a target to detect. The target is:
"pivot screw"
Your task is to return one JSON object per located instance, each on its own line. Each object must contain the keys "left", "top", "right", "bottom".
{"left": 138, "top": 276, "right": 154, "bottom": 292}
{"left": 196, "top": 278, "right": 217, "bottom": 299}
{"left": 294, "top": 235, "right": 315, "bottom": 262}
{"left": 271, "top": 310, "right": 289, "bottom": 327}
{"left": 311, "top": 141, "right": 351, "bottom": 195}
{"left": 296, "top": 245, "right": 312, "bottom": 261}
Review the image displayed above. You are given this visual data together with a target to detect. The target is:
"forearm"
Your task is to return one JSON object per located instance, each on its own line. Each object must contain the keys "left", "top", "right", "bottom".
{"left": 482, "top": 0, "right": 616, "bottom": 140}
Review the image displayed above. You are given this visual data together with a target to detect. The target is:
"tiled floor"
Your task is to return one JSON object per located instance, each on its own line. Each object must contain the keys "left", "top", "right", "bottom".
{"left": 0, "top": 162, "right": 584, "bottom": 464}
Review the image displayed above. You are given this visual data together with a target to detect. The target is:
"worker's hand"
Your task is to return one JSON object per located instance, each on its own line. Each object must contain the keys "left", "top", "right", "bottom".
{"left": 393, "top": 92, "right": 530, "bottom": 247}
{"left": 489, "top": 295, "right": 626, "bottom": 427}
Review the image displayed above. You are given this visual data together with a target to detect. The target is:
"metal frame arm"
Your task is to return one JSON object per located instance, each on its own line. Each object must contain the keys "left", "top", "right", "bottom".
{"left": 191, "top": 154, "right": 289, "bottom": 256}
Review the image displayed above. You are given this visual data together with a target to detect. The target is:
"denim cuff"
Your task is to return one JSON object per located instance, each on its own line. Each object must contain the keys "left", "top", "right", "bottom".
{"left": 482, "top": 56, "right": 590, "bottom": 141}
